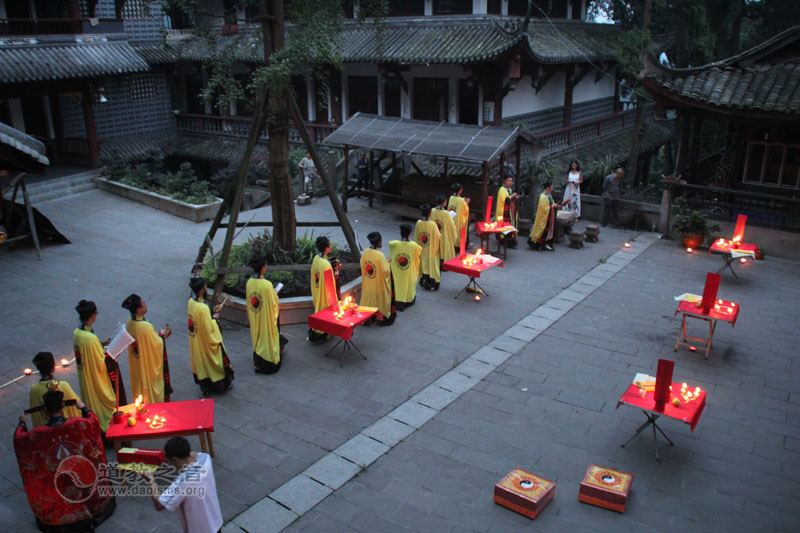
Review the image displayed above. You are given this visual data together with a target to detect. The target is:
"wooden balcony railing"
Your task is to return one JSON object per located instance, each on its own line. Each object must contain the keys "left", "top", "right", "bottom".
{"left": 535, "top": 107, "right": 643, "bottom": 155}
{"left": 174, "top": 113, "right": 336, "bottom": 144}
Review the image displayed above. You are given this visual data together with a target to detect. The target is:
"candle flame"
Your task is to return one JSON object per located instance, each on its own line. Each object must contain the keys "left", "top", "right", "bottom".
{"left": 686, "top": 247, "right": 693, "bottom": 253}
{"left": 740, "top": 258, "right": 747, "bottom": 263}
{"left": 23, "top": 368, "right": 32, "bottom": 375}
{"left": 624, "top": 242, "right": 631, "bottom": 248}
{"left": 60, "top": 358, "right": 69, "bottom": 366}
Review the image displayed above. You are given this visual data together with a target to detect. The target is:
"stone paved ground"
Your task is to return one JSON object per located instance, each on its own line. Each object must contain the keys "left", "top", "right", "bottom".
{"left": 2, "top": 189, "right": 647, "bottom": 532}
{"left": 288, "top": 228, "right": 800, "bottom": 532}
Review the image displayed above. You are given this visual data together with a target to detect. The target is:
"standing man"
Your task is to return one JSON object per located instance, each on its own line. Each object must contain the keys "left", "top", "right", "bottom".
{"left": 602, "top": 167, "right": 624, "bottom": 227}
{"left": 29, "top": 352, "right": 82, "bottom": 428}
{"left": 146, "top": 437, "right": 223, "bottom": 533}
{"left": 298, "top": 151, "right": 319, "bottom": 199}
{"left": 122, "top": 294, "right": 173, "bottom": 404}
{"left": 360, "top": 232, "right": 395, "bottom": 325}
{"left": 495, "top": 176, "right": 519, "bottom": 247}
{"left": 527, "top": 182, "right": 563, "bottom": 252}
{"left": 415, "top": 204, "right": 441, "bottom": 291}
{"left": 448, "top": 183, "right": 470, "bottom": 252}
{"left": 430, "top": 195, "right": 457, "bottom": 262}
{"left": 187, "top": 278, "right": 234, "bottom": 395}
{"left": 74, "top": 300, "right": 125, "bottom": 433}
{"left": 356, "top": 152, "right": 369, "bottom": 198}
{"left": 247, "top": 256, "right": 286, "bottom": 374}
{"left": 309, "top": 236, "right": 335, "bottom": 343}
{"left": 389, "top": 224, "right": 422, "bottom": 311}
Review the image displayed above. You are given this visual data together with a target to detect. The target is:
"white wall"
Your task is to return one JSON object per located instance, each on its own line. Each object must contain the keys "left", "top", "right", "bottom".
{"left": 502, "top": 72, "right": 567, "bottom": 118}
{"left": 473, "top": 0, "right": 487, "bottom": 14}
{"left": 572, "top": 71, "right": 615, "bottom": 104}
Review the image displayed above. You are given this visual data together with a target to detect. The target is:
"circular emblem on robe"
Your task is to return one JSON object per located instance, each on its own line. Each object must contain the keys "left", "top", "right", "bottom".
{"left": 55, "top": 455, "right": 98, "bottom": 504}
{"left": 73, "top": 348, "right": 82, "bottom": 367}
{"left": 420, "top": 232, "right": 429, "bottom": 246}
{"left": 364, "top": 261, "right": 376, "bottom": 279}
{"left": 396, "top": 253, "right": 410, "bottom": 270}
{"left": 187, "top": 317, "right": 196, "bottom": 336}
{"left": 314, "top": 272, "right": 320, "bottom": 286}
{"left": 435, "top": 221, "right": 442, "bottom": 231}
{"left": 249, "top": 292, "right": 262, "bottom": 312}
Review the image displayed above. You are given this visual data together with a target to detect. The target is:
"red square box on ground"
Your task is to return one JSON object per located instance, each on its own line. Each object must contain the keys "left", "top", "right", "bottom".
{"left": 494, "top": 468, "right": 555, "bottom": 519}
{"left": 578, "top": 464, "right": 633, "bottom": 513}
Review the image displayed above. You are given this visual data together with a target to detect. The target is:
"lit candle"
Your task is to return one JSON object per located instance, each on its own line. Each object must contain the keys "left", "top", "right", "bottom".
{"left": 23, "top": 368, "right": 32, "bottom": 375}
{"left": 474, "top": 295, "right": 481, "bottom": 302}
{"left": 682, "top": 383, "right": 687, "bottom": 388}
{"left": 60, "top": 358, "right": 69, "bottom": 367}
{"left": 686, "top": 247, "right": 693, "bottom": 253}
{"left": 624, "top": 242, "right": 631, "bottom": 248}
{"left": 731, "top": 302, "right": 736, "bottom": 307}
{"left": 740, "top": 258, "right": 747, "bottom": 263}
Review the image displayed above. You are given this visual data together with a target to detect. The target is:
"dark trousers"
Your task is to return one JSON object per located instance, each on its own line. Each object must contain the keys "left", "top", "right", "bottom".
{"left": 603, "top": 198, "right": 620, "bottom": 226}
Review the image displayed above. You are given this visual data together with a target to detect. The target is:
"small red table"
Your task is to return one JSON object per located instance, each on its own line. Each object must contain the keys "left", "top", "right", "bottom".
{"left": 674, "top": 299, "right": 739, "bottom": 359}
{"left": 475, "top": 221, "right": 517, "bottom": 260}
{"left": 308, "top": 307, "right": 376, "bottom": 366}
{"left": 105, "top": 399, "right": 216, "bottom": 457}
{"left": 709, "top": 239, "right": 756, "bottom": 281}
{"left": 442, "top": 253, "right": 503, "bottom": 301}
{"left": 617, "top": 376, "right": 706, "bottom": 461}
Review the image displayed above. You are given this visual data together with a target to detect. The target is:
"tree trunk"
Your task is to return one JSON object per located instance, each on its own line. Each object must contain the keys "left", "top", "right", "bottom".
{"left": 625, "top": 0, "right": 653, "bottom": 187}
{"left": 261, "top": 0, "right": 296, "bottom": 251}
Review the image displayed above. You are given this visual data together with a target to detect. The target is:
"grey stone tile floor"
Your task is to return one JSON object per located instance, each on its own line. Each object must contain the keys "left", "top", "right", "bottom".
{"left": 1, "top": 189, "right": 797, "bottom": 531}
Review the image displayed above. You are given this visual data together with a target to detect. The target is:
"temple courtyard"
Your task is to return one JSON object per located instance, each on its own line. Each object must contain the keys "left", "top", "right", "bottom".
{"left": 1, "top": 188, "right": 798, "bottom": 532}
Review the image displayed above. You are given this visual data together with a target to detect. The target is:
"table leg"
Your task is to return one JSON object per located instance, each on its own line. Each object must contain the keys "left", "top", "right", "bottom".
{"left": 199, "top": 431, "right": 208, "bottom": 454}
{"left": 346, "top": 340, "right": 368, "bottom": 361}
{"left": 718, "top": 255, "right": 739, "bottom": 281}
{"left": 205, "top": 431, "right": 216, "bottom": 457}
{"left": 114, "top": 440, "right": 121, "bottom": 452}
{"left": 705, "top": 319, "right": 715, "bottom": 359}
{"left": 620, "top": 411, "right": 674, "bottom": 462}
{"left": 323, "top": 337, "right": 344, "bottom": 358}
{"left": 674, "top": 314, "right": 687, "bottom": 352}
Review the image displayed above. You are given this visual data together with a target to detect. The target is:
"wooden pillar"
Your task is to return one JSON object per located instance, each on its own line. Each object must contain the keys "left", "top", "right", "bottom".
{"left": 81, "top": 87, "right": 100, "bottom": 166}
{"left": 664, "top": 142, "right": 675, "bottom": 175}
{"left": 481, "top": 161, "right": 489, "bottom": 220}
{"left": 391, "top": 152, "right": 397, "bottom": 196}
{"left": 674, "top": 114, "right": 691, "bottom": 180}
{"left": 69, "top": 0, "right": 80, "bottom": 18}
{"left": 342, "top": 145, "right": 349, "bottom": 212}
{"left": 443, "top": 157, "right": 449, "bottom": 179}
{"left": 613, "top": 73, "right": 622, "bottom": 113}
{"left": 689, "top": 115, "right": 702, "bottom": 183}
{"left": 514, "top": 138, "right": 521, "bottom": 193}
{"left": 563, "top": 80, "right": 574, "bottom": 127}
{"left": 641, "top": 153, "right": 652, "bottom": 187}
{"left": 499, "top": 152, "right": 505, "bottom": 181}
{"left": 368, "top": 149, "right": 374, "bottom": 208}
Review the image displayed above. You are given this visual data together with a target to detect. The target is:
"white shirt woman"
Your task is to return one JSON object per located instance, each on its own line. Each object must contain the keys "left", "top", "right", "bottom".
{"left": 563, "top": 162, "right": 583, "bottom": 218}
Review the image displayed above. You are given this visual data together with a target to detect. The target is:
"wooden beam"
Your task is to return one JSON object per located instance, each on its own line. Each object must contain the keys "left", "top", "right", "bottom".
{"left": 481, "top": 161, "right": 489, "bottom": 221}
{"left": 233, "top": 221, "right": 342, "bottom": 227}
{"left": 81, "top": 88, "right": 100, "bottom": 166}
{"left": 689, "top": 115, "right": 703, "bottom": 183}
{"left": 532, "top": 65, "right": 556, "bottom": 94}
{"left": 342, "top": 145, "right": 350, "bottom": 212}
{"left": 514, "top": 138, "right": 521, "bottom": 193}
{"left": 442, "top": 156, "right": 449, "bottom": 179}
{"left": 368, "top": 149, "right": 374, "bottom": 207}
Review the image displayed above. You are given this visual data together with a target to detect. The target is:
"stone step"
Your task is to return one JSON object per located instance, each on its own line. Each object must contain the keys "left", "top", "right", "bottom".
{"left": 32, "top": 181, "right": 97, "bottom": 204}
{"left": 4, "top": 171, "right": 99, "bottom": 205}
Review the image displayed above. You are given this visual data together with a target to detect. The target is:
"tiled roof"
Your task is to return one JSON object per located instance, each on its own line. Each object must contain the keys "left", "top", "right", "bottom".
{"left": 133, "top": 44, "right": 178, "bottom": 65}
{"left": 0, "top": 36, "right": 149, "bottom": 83}
{"left": 155, "top": 17, "right": 629, "bottom": 65}
{"left": 642, "top": 25, "right": 800, "bottom": 116}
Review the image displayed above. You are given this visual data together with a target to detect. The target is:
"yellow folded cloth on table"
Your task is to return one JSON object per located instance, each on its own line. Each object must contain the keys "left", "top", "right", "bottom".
{"left": 356, "top": 306, "right": 378, "bottom": 313}
{"left": 731, "top": 249, "right": 755, "bottom": 258}
{"left": 116, "top": 462, "right": 160, "bottom": 473}
{"left": 674, "top": 293, "right": 702, "bottom": 303}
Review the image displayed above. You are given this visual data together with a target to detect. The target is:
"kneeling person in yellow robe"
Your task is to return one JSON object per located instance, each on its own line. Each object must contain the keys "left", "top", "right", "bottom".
{"left": 247, "top": 256, "right": 287, "bottom": 374}
{"left": 360, "top": 231, "right": 395, "bottom": 325}
{"left": 73, "top": 300, "right": 126, "bottom": 433}
{"left": 122, "top": 293, "right": 173, "bottom": 404}
{"left": 308, "top": 236, "right": 336, "bottom": 344}
{"left": 389, "top": 224, "right": 422, "bottom": 311}
{"left": 188, "top": 278, "right": 234, "bottom": 395}
{"left": 29, "top": 352, "right": 82, "bottom": 428}
{"left": 415, "top": 204, "right": 442, "bottom": 291}
{"left": 431, "top": 195, "right": 457, "bottom": 263}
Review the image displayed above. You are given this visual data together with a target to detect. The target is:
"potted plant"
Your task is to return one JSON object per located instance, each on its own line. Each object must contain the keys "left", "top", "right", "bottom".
{"left": 671, "top": 197, "right": 719, "bottom": 248}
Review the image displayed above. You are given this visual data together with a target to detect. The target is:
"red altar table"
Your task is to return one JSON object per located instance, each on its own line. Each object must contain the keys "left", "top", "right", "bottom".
{"left": 674, "top": 298, "right": 739, "bottom": 359}
{"left": 105, "top": 399, "right": 216, "bottom": 457}
{"left": 307, "top": 306, "right": 376, "bottom": 366}
{"left": 709, "top": 240, "right": 756, "bottom": 281}
{"left": 617, "top": 373, "right": 706, "bottom": 461}
{"left": 475, "top": 221, "right": 517, "bottom": 260}
{"left": 442, "top": 253, "right": 503, "bottom": 301}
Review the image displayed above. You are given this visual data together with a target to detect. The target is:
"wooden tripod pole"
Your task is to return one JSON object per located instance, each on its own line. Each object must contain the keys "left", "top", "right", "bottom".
{"left": 286, "top": 94, "right": 361, "bottom": 259}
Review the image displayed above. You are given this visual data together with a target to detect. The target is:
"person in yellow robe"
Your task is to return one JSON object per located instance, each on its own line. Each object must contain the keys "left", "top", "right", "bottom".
{"left": 495, "top": 176, "right": 519, "bottom": 247}
{"left": 308, "top": 236, "right": 335, "bottom": 344}
{"left": 188, "top": 278, "right": 234, "bottom": 395}
{"left": 73, "top": 300, "right": 126, "bottom": 433}
{"left": 29, "top": 352, "right": 82, "bottom": 428}
{"left": 431, "top": 195, "right": 457, "bottom": 262}
{"left": 528, "top": 181, "right": 563, "bottom": 251}
{"left": 360, "top": 232, "right": 395, "bottom": 325}
{"left": 122, "top": 293, "right": 173, "bottom": 404}
{"left": 447, "top": 183, "right": 470, "bottom": 252}
{"left": 389, "top": 224, "right": 422, "bottom": 311}
{"left": 415, "top": 204, "right": 441, "bottom": 291}
{"left": 247, "top": 256, "right": 287, "bottom": 374}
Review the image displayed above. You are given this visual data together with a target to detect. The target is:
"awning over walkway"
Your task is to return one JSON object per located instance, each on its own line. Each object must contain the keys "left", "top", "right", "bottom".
{"left": 0, "top": 121, "right": 49, "bottom": 173}
{"left": 322, "top": 113, "right": 542, "bottom": 163}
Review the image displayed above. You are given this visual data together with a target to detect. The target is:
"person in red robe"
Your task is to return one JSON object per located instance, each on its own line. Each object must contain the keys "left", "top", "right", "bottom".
{"left": 15, "top": 390, "right": 116, "bottom": 531}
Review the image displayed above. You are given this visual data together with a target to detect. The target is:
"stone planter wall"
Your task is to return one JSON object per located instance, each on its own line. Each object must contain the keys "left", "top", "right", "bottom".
{"left": 579, "top": 194, "right": 661, "bottom": 231}
{"left": 94, "top": 177, "right": 222, "bottom": 223}
{"left": 216, "top": 277, "right": 363, "bottom": 327}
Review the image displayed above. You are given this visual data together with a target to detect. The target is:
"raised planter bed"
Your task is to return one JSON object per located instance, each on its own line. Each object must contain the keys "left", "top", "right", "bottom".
{"left": 215, "top": 277, "right": 363, "bottom": 326}
{"left": 93, "top": 177, "right": 221, "bottom": 223}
